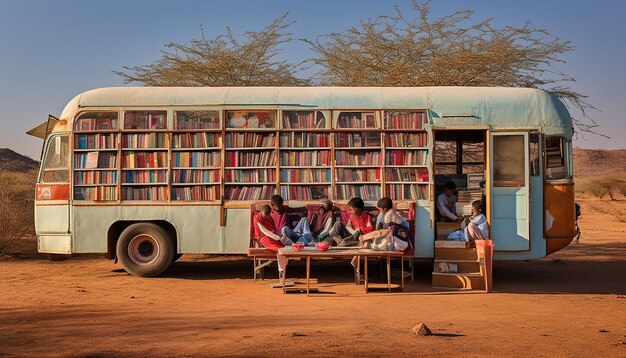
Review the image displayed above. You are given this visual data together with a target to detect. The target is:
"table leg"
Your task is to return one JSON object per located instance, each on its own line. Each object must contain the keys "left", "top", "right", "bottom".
{"left": 387, "top": 256, "right": 391, "bottom": 292}
{"left": 364, "top": 257, "right": 368, "bottom": 293}
{"left": 306, "top": 256, "right": 310, "bottom": 295}
{"left": 401, "top": 257, "right": 405, "bottom": 291}
{"left": 282, "top": 257, "right": 288, "bottom": 294}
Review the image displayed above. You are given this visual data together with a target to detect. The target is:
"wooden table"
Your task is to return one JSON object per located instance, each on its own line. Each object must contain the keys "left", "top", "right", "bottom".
{"left": 278, "top": 247, "right": 406, "bottom": 294}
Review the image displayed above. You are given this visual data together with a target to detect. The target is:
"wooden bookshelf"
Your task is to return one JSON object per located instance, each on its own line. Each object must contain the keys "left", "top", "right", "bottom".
{"left": 171, "top": 110, "right": 221, "bottom": 201}
{"left": 73, "top": 111, "right": 120, "bottom": 201}
{"left": 383, "top": 110, "right": 430, "bottom": 201}
{"left": 279, "top": 110, "right": 331, "bottom": 200}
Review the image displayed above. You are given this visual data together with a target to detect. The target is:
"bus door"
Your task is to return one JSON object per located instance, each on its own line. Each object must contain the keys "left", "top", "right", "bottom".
{"left": 489, "top": 132, "right": 530, "bottom": 250}
{"left": 35, "top": 134, "right": 72, "bottom": 253}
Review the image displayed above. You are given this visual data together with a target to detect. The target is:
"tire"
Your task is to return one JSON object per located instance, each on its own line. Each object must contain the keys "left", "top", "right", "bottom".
{"left": 116, "top": 223, "right": 174, "bottom": 277}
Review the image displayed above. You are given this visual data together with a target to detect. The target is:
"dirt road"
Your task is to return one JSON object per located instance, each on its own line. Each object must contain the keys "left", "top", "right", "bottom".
{"left": 1, "top": 200, "right": 625, "bottom": 357}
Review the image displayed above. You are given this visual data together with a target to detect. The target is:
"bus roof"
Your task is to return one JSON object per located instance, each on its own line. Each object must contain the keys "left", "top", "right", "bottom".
{"left": 60, "top": 86, "right": 573, "bottom": 137}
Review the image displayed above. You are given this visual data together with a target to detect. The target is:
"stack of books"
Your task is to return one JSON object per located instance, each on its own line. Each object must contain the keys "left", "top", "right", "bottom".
{"left": 456, "top": 190, "right": 483, "bottom": 216}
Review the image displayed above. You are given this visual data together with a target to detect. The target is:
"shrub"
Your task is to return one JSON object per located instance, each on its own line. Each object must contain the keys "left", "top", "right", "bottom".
{"left": 0, "top": 171, "right": 36, "bottom": 254}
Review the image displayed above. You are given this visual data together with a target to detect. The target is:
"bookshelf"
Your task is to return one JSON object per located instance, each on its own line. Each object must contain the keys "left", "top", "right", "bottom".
{"left": 224, "top": 111, "right": 277, "bottom": 201}
{"left": 334, "top": 131, "right": 382, "bottom": 200}
{"left": 384, "top": 111, "right": 430, "bottom": 201}
{"left": 279, "top": 111, "right": 331, "bottom": 200}
{"left": 73, "top": 112, "right": 119, "bottom": 201}
{"left": 121, "top": 110, "right": 169, "bottom": 201}
{"left": 171, "top": 110, "right": 222, "bottom": 201}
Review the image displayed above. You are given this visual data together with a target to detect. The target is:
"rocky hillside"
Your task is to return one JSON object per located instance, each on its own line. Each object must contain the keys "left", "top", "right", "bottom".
{"left": 0, "top": 148, "right": 38, "bottom": 173}
{"left": 573, "top": 148, "right": 626, "bottom": 179}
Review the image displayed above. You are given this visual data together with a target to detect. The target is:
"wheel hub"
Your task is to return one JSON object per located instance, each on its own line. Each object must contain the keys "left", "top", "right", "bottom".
{"left": 128, "top": 234, "right": 159, "bottom": 265}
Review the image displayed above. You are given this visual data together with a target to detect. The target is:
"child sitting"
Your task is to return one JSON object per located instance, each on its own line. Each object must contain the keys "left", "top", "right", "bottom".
{"left": 447, "top": 200, "right": 489, "bottom": 242}
{"left": 325, "top": 197, "right": 373, "bottom": 247}
{"left": 375, "top": 197, "right": 411, "bottom": 251}
{"left": 253, "top": 204, "right": 292, "bottom": 252}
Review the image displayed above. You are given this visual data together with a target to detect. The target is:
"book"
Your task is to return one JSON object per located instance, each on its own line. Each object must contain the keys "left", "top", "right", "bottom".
{"left": 85, "top": 152, "right": 99, "bottom": 169}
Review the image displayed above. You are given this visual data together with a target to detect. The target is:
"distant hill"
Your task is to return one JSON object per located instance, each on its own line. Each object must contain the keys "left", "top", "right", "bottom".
{"left": 0, "top": 148, "right": 39, "bottom": 173}
{"left": 573, "top": 148, "right": 626, "bottom": 179}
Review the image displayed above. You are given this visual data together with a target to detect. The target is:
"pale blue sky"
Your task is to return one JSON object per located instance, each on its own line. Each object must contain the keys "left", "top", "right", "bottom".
{"left": 1, "top": 0, "right": 624, "bottom": 159}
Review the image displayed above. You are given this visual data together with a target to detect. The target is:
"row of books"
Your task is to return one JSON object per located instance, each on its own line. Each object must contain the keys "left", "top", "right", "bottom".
{"left": 172, "top": 133, "right": 220, "bottom": 148}
{"left": 335, "top": 168, "right": 381, "bottom": 182}
{"left": 387, "top": 184, "right": 428, "bottom": 200}
{"left": 280, "top": 186, "right": 329, "bottom": 201}
{"left": 385, "top": 111, "right": 427, "bottom": 129}
{"left": 466, "top": 173, "right": 484, "bottom": 190}
{"left": 335, "top": 184, "right": 381, "bottom": 201}
{"left": 76, "top": 117, "right": 118, "bottom": 131}
{"left": 122, "top": 170, "right": 168, "bottom": 184}
{"left": 75, "top": 134, "right": 118, "bottom": 150}
{"left": 280, "top": 169, "right": 332, "bottom": 182}
{"left": 74, "top": 186, "right": 117, "bottom": 201}
{"left": 172, "top": 169, "right": 220, "bottom": 183}
{"left": 385, "top": 150, "right": 428, "bottom": 166}
{"left": 279, "top": 133, "right": 330, "bottom": 147}
{"left": 224, "top": 151, "right": 276, "bottom": 167}
{"left": 385, "top": 132, "right": 428, "bottom": 147}
{"left": 121, "top": 186, "right": 168, "bottom": 200}
{"left": 175, "top": 112, "right": 220, "bottom": 130}
{"left": 335, "top": 132, "right": 381, "bottom": 147}
{"left": 335, "top": 151, "right": 381, "bottom": 166}
{"left": 172, "top": 186, "right": 219, "bottom": 201}
{"left": 74, "top": 152, "right": 117, "bottom": 169}
{"left": 337, "top": 112, "right": 378, "bottom": 129}
{"left": 224, "top": 185, "right": 275, "bottom": 201}
{"left": 225, "top": 169, "right": 276, "bottom": 183}
{"left": 456, "top": 189, "right": 484, "bottom": 216}
{"left": 279, "top": 151, "right": 331, "bottom": 166}
{"left": 385, "top": 168, "right": 429, "bottom": 182}
{"left": 282, "top": 111, "right": 325, "bottom": 129}
{"left": 74, "top": 170, "right": 118, "bottom": 185}
{"left": 122, "top": 133, "right": 168, "bottom": 148}
{"left": 122, "top": 152, "right": 167, "bottom": 168}
{"left": 225, "top": 133, "right": 276, "bottom": 148}
{"left": 172, "top": 152, "right": 220, "bottom": 167}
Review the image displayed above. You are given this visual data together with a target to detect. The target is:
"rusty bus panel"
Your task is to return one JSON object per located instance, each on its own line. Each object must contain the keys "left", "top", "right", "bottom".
{"left": 544, "top": 180, "right": 576, "bottom": 255}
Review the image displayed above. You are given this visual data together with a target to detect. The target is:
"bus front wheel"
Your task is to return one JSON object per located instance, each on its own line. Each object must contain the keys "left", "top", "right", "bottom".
{"left": 116, "top": 223, "right": 174, "bottom": 277}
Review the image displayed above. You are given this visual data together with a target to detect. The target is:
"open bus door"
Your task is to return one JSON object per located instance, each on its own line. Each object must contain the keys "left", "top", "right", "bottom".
{"left": 489, "top": 132, "right": 530, "bottom": 251}
{"left": 27, "top": 117, "right": 72, "bottom": 253}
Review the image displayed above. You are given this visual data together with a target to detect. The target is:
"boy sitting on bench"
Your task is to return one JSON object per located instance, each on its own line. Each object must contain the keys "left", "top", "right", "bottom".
{"left": 254, "top": 204, "right": 291, "bottom": 252}
{"left": 325, "top": 197, "right": 374, "bottom": 247}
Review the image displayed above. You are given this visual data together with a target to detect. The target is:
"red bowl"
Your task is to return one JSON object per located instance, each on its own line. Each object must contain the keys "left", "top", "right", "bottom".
{"left": 292, "top": 243, "right": 305, "bottom": 252}
{"left": 317, "top": 242, "right": 330, "bottom": 252}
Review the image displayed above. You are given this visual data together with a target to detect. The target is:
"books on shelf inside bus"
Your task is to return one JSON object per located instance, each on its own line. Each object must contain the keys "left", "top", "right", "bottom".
{"left": 122, "top": 152, "right": 167, "bottom": 168}
{"left": 385, "top": 132, "right": 428, "bottom": 147}
{"left": 335, "top": 168, "right": 381, "bottom": 182}
{"left": 74, "top": 170, "right": 118, "bottom": 185}
{"left": 74, "top": 186, "right": 117, "bottom": 201}
{"left": 74, "top": 152, "right": 117, "bottom": 169}
{"left": 122, "top": 186, "right": 168, "bottom": 200}
{"left": 225, "top": 133, "right": 275, "bottom": 148}
{"left": 122, "top": 133, "right": 168, "bottom": 148}
{"left": 281, "top": 185, "right": 329, "bottom": 200}
{"left": 280, "top": 168, "right": 331, "bottom": 182}
{"left": 279, "top": 151, "right": 330, "bottom": 166}
{"left": 385, "top": 167, "right": 429, "bottom": 182}
{"left": 279, "top": 133, "right": 330, "bottom": 147}
{"left": 172, "top": 152, "right": 220, "bottom": 167}
{"left": 386, "top": 183, "right": 428, "bottom": 200}
{"left": 172, "top": 133, "right": 220, "bottom": 148}
{"left": 173, "top": 169, "right": 220, "bottom": 183}
{"left": 75, "top": 133, "right": 117, "bottom": 150}
{"left": 224, "top": 151, "right": 277, "bottom": 167}
{"left": 282, "top": 111, "right": 325, "bottom": 129}
{"left": 385, "top": 111, "right": 427, "bottom": 129}
{"left": 224, "top": 185, "right": 275, "bottom": 201}
{"left": 225, "top": 169, "right": 276, "bottom": 183}
{"left": 385, "top": 150, "right": 428, "bottom": 166}
{"left": 122, "top": 170, "right": 168, "bottom": 184}
{"left": 172, "top": 186, "right": 219, "bottom": 201}
{"left": 335, "top": 132, "right": 381, "bottom": 147}
{"left": 335, "top": 184, "right": 381, "bottom": 200}
{"left": 335, "top": 151, "right": 381, "bottom": 166}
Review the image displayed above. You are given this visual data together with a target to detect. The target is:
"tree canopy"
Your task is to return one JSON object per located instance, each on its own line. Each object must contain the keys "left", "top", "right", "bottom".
{"left": 114, "top": 1, "right": 599, "bottom": 135}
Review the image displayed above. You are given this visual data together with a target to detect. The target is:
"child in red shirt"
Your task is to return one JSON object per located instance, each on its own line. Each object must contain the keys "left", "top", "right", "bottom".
{"left": 253, "top": 204, "right": 287, "bottom": 252}
{"left": 325, "top": 197, "right": 373, "bottom": 247}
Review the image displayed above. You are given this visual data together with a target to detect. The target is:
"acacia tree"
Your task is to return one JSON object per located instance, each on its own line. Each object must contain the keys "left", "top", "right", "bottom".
{"left": 304, "top": 1, "right": 599, "bottom": 135}
{"left": 114, "top": 12, "right": 309, "bottom": 86}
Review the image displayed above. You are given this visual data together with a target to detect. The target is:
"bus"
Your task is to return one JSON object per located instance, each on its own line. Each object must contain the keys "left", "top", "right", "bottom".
{"left": 30, "top": 86, "right": 577, "bottom": 276}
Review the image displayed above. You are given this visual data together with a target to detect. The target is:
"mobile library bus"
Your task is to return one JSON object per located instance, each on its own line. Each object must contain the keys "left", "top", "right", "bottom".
{"left": 30, "top": 87, "right": 577, "bottom": 276}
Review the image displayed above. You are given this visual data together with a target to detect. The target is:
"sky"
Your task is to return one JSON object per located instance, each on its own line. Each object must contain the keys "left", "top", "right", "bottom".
{"left": 0, "top": 0, "right": 625, "bottom": 160}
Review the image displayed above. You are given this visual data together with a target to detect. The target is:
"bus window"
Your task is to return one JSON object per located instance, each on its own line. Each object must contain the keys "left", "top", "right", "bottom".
{"left": 545, "top": 136, "right": 571, "bottom": 180}
{"left": 41, "top": 135, "right": 70, "bottom": 183}
{"left": 75, "top": 112, "right": 119, "bottom": 131}
{"left": 492, "top": 135, "right": 525, "bottom": 187}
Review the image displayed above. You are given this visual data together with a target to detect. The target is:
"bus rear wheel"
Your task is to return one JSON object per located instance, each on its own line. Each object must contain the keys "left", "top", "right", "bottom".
{"left": 116, "top": 223, "right": 174, "bottom": 277}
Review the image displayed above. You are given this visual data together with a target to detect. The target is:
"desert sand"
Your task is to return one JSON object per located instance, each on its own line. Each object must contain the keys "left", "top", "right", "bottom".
{"left": 1, "top": 199, "right": 625, "bottom": 357}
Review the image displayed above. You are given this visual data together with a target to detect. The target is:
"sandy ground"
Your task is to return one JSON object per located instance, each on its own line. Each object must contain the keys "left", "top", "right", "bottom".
{"left": 1, "top": 199, "right": 625, "bottom": 357}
